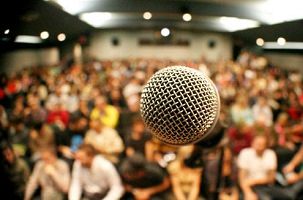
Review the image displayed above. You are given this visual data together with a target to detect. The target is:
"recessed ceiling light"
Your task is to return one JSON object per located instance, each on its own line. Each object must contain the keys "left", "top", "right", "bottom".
{"left": 4, "top": 29, "right": 10, "bottom": 35}
{"left": 256, "top": 38, "right": 264, "bottom": 46}
{"left": 143, "top": 12, "right": 152, "bottom": 20}
{"left": 277, "top": 37, "right": 286, "bottom": 45}
{"left": 40, "top": 31, "right": 49, "bottom": 39}
{"left": 57, "top": 33, "right": 66, "bottom": 41}
{"left": 182, "top": 13, "right": 192, "bottom": 22}
{"left": 161, "top": 28, "right": 170, "bottom": 37}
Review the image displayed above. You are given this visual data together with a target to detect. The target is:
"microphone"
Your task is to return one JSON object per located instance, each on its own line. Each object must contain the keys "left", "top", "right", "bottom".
{"left": 140, "top": 66, "right": 220, "bottom": 146}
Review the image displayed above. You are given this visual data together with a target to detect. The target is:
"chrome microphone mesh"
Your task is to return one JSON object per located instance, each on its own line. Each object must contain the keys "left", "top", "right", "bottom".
{"left": 140, "top": 66, "right": 220, "bottom": 145}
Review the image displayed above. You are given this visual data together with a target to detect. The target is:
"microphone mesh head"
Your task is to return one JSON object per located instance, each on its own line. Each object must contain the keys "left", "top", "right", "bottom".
{"left": 140, "top": 66, "right": 220, "bottom": 145}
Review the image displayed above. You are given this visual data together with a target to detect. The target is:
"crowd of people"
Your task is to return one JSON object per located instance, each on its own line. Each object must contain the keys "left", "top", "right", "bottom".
{"left": 0, "top": 50, "right": 302, "bottom": 200}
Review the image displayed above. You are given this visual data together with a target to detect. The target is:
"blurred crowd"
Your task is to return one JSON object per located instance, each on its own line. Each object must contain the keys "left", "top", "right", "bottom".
{"left": 0, "top": 50, "right": 302, "bottom": 200}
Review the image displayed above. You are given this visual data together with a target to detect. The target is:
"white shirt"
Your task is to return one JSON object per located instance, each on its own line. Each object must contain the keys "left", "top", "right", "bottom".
{"left": 237, "top": 148, "right": 277, "bottom": 181}
{"left": 84, "top": 128, "right": 124, "bottom": 163}
{"left": 69, "top": 155, "right": 124, "bottom": 200}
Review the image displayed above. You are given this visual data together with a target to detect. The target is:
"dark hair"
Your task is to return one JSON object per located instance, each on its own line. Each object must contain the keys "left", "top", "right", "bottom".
{"left": 132, "top": 117, "right": 144, "bottom": 126}
{"left": 78, "top": 143, "right": 97, "bottom": 157}
{"left": 119, "top": 153, "right": 146, "bottom": 174}
{"left": 0, "top": 140, "right": 13, "bottom": 152}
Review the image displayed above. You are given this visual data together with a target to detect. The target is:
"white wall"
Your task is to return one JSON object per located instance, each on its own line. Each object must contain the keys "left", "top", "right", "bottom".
{"left": 0, "top": 48, "right": 59, "bottom": 74}
{"left": 0, "top": 31, "right": 233, "bottom": 74}
{"left": 87, "top": 30, "right": 233, "bottom": 62}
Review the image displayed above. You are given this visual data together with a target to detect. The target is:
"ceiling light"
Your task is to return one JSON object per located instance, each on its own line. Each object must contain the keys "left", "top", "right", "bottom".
{"left": 277, "top": 37, "right": 286, "bottom": 45}
{"left": 161, "top": 28, "right": 170, "bottom": 37}
{"left": 56, "top": 0, "right": 83, "bottom": 15}
{"left": 257, "top": 0, "right": 303, "bottom": 24}
{"left": 143, "top": 12, "right": 152, "bottom": 20}
{"left": 57, "top": 33, "right": 66, "bottom": 41}
{"left": 4, "top": 29, "right": 10, "bottom": 35}
{"left": 15, "top": 35, "right": 42, "bottom": 43}
{"left": 256, "top": 38, "right": 264, "bottom": 46}
{"left": 182, "top": 13, "right": 192, "bottom": 22}
{"left": 40, "top": 31, "right": 49, "bottom": 39}
{"left": 80, "top": 12, "right": 112, "bottom": 27}
{"left": 219, "top": 16, "right": 259, "bottom": 32}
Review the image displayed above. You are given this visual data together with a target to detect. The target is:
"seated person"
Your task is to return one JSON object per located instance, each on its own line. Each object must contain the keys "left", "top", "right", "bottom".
{"left": 90, "top": 95, "right": 119, "bottom": 128}
{"left": 119, "top": 152, "right": 171, "bottom": 200}
{"left": 167, "top": 145, "right": 203, "bottom": 200}
{"left": 237, "top": 135, "right": 277, "bottom": 200}
{"left": 84, "top": 119, "right": 124, "bottom": 164}
{"left": 280, "top": 143, "right": 303, "bottom": 200}
{"left": 124, "top": 118, "right": 151, "bottom": 157}
{"left": 0, "top": 141, "right": 30, "bottom": 200}
{"left": 25, "top": 147, "right": 70, "bottom": 200}
{"left": 69, "top": 143, "right": 124, "bottom": 200}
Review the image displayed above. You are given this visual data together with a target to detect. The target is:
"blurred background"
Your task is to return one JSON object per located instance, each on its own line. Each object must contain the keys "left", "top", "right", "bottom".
{"left": 0, "top": 1, "right": 303, "bottom": 200}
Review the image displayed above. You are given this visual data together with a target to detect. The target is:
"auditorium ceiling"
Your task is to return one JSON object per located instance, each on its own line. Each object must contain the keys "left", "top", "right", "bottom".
{"left": 1, "top": 0, "right": 303, "bottom": 51}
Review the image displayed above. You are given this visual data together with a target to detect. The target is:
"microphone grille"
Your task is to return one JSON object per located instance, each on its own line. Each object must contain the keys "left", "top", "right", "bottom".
{"left": 140, "top": 66, "right": 220, "bottom": 145}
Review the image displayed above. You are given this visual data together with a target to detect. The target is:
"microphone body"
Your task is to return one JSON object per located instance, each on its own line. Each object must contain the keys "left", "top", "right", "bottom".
{"left": 140, "top": 66, "right": 220, "bottom": 146}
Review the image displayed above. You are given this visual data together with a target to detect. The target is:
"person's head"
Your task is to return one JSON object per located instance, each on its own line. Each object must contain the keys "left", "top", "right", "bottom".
{"left": 132, "top": 118, "right": 145, "bottom": 134}
{"left": 13, "top": 118, "right": 25, "bottom": 131}
{"left": 54, "top": 86, "right": 61, "bottom": 96}
{"left": 276, "top": 112, "right": 288, "bottom": 126}
{"left": 40, "top": 147, "right": 57, "bottom": 165}
{"left": 257, "top": 96, "right": 267, "bottom": 106}
{"left": 77, "top": 117, "right": 88, "bottom": 131}
{"left": 120, "top": 152, "right": 146, "bottom": 178}
{"left": 252, "top": 135, "right": 268, "bottom": 156}
{"left": 89, "top": 119, "right": 102, "bottom": 132}
{"left": 75, "top": 143, "right": 96, "bottom": 168}
{"left": 1, "top": 142, "right": 16, "bottom": 164}
{"left": 236, "top": 95, "right": 248, "bottom": 107}
{"left": 79, "top": 99, "right": 88, "bottom": 109}
{"left": 95, "top": 96, "right": 107, "bottom": 111}
{"left": 53, "top": 101, "right": 64, "bottom": 111}
{"left": 31, "top": 96, "right": 41, "bottom": 109}
{"left": 110, "top": 89, "right": 122, "bottom": 101}
{"left": 40, "top": 123, "right": 53, "bottom": 135}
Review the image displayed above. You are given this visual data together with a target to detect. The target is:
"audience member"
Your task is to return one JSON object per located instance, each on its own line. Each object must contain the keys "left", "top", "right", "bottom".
{"left": 124, "top": 118, "right": 151, "bottom": 157}
{"left": 84, "top": 119, "right": 124, "bottom": 164}
{"left": 227, "top": 123, "right": 253, "bottom": 156}
{"left": 28, "top": 124, "right": 55, "bottom": 162}
{"left": 252, "top": 96, "right": 273, "bottom": 127}
{"left": 167, "top": 145, "right": 203, "bottom": 200}
{"left": 274, "top": 112, "right": 294, "bottom": 149}
{"left": 25, "top": 147, "right": 70, "bottom": 200}
{"left": 237, "top": 135, "right": 279, "bottom": 200}
{"left": 90, "top": 95, "right": 120, "bottom": 128}
{"left": 119, "top": 152, "right": 171, "bottom": 200}
{"left": 230, "top": 95, "right": 254, "bottom": 126}
{"left": 279, "top": 144, "right": 303, "bottom": 200}
{"left": 69, "top": 143, "right": 124, "bottom": 200}
{"left": 0, "top": 141, "right": 30, "bottom": 200}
